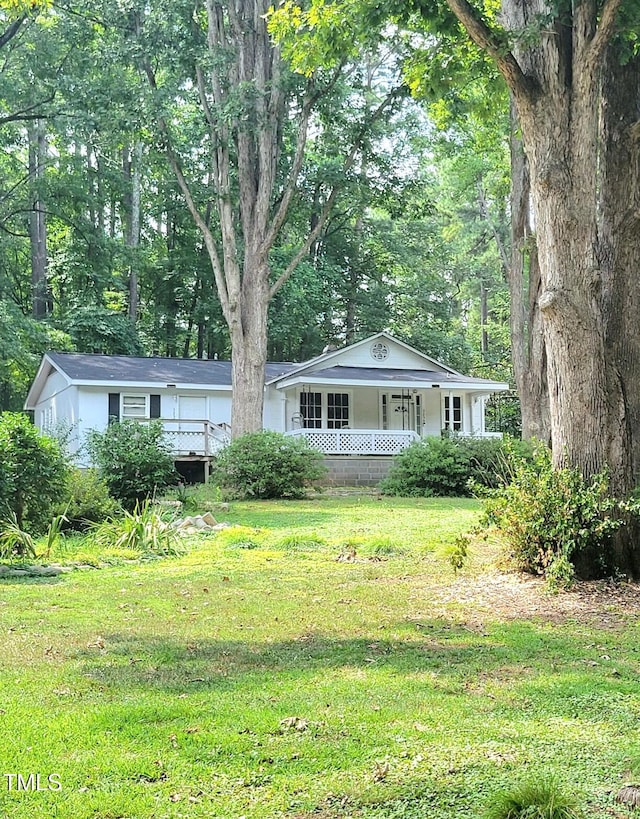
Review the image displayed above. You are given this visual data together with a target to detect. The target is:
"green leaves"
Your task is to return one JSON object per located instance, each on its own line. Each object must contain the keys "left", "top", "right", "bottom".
{"left": 479, "top": 443, "right": 628, "bottom": 584}
{"left": 0, "top": 411, "right": 69, "bottom": 532}
{"left": 213, "top": 431, "right": 327, "bottom": 499}
{"left": 85, "top": 420, "right": 178, "bottom": 509}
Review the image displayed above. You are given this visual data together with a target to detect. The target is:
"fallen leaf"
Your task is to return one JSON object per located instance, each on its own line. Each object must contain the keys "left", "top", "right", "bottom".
{"left": 87, "top": 636, "right": 105, "bottom": 649}
{"left": 372, "top": 761, "right": 389, "bottom": 782}
{"left": 280, "top": 716, "right": 308, "bottom": 732}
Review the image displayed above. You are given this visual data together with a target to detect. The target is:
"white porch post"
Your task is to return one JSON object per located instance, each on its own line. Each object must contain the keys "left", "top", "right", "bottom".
{"left": 462, "top": 393, "right": 471, "bottom": 435}
{"left": 281, "top": 393, "right": 288, "bottom": 432}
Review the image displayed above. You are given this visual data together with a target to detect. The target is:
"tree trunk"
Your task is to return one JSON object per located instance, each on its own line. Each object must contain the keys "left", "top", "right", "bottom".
{"left": 598, "top": 52, "right": 640, "bottom": 575}
{"left": 123, "top": 142, "right": 142, "bottom": 323}
{"left": 508, "top": 102, "right": 550, "bottom": 443}
{"left": 475, "top": 0, "right": 633, "bottom": 491}
{"left": 28, "top": 120, "right": 51, "bottom": 319}
{"left": 443, "top": 0, "right": 640, "bottom": 572}
{"left": 229, "top": 259, "right": 270, "bottom": 436}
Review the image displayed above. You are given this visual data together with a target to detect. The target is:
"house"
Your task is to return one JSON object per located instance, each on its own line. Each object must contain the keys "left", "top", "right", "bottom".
{"left": 24, "top": 332, "right": 509, "bottom": 485}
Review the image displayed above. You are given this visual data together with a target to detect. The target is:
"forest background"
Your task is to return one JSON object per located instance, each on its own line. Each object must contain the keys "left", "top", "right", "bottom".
{"left": 0, "top": 0, "right": 514, "bottom": 419}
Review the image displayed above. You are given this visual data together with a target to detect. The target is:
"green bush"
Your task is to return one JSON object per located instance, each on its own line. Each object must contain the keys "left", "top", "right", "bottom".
{"left": 0, "top": 412, "right": 69, "bottom": 532}
{"left": 212, "top": 431, "right": 327, "bottom": 499}
{"left": 478, "top": 443, "right": 628, "bottom": 583}
{"left": 379, "top": 436, "right": 531, "bottom": 497}
{"left": 85, "top": 420, "right": 178, "bottom": 509}
{"left": 55, "top": 468, "right": 121, "bottom": 530}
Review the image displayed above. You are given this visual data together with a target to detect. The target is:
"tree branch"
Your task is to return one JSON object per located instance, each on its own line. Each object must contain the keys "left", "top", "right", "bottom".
{"left": 0, "top": 92, "right": 57, "bottom": 126}
{"left": 142, "top": 58, "right": 231, "bottom": 321}
{"left": 0, "top": 16, "right": 26, "bottom": 50}
{"left": 444, "top": 0, "right": 535, "bottom": 101}
{"left": 269, "top": 89, "right": 400, "bottom": 298}
{"left": 587, "top": 0, "right": 623, "bottom": 71}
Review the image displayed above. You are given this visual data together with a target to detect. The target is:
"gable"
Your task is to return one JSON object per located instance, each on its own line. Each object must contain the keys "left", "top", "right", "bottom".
{"left": 268, "top": 332, "right": 460, "bottom": 386}
{"left": 307, "top": 337, "right": 452, "bottom": 373}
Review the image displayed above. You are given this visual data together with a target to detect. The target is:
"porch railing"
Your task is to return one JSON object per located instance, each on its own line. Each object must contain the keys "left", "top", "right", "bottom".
{"left": 285, "top": 428, "right": 419, "bottom": 455}
{"left": 158, "top": 419, "right": 231, "bottom": 457}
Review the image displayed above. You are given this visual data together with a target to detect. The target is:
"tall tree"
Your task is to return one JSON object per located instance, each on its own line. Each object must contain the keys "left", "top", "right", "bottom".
{"left": 275, "top": 0, "right": 640, "bottom": 571}
{"left": 438, "top": 1, "right": 640, "bottom": 493}
{"left": 130, "top": 0, "right": 403, "bottom": 435}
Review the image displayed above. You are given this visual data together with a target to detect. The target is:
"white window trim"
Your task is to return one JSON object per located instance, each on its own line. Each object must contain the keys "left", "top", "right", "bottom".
{"left": 326, "top": 390, "right": 351, "bottom": 429}
{"left": 443, "top": 394, "right": 462, "bottom": 432}
{"left": 121, "top": 394, "right": 150, "bottom": 420}
{"left": 298, "top": 389, "right": 353, "bottom": 429}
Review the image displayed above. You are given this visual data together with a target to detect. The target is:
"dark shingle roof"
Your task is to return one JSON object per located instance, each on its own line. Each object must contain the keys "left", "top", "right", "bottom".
{"left": 47, "top": 352, "right": 297, "bottom": 385}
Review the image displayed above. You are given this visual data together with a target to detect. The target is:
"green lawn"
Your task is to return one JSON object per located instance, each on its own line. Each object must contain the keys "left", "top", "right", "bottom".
{"left": 0, "top": 494, "right": 639, "bottom": 818}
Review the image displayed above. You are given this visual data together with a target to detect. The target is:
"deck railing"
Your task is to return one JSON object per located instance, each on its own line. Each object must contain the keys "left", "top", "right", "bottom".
{"left": 285, "top": 428, "right": 419, "bottom": 455}
{"left": 158, "top": 419, "right": 231, "bottom": 457}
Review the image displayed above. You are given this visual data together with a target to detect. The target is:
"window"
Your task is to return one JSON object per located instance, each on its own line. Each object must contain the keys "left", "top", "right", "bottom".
{"left": 41, "top": 406, "right": 54, "bottom": 432}
{"left": 122, "top": 395, "right": 148, "bottom": 419}
{"left": 370, "top": 342, "right": 389, "bottom": 361}
{"left": 300, "top": 392, "right": 322, "bottom": 428}
{"left": 327, "top": 393, "right": 349, "bottom": 428}
{"left": 444, "top": 395, "right": 462, "bottom": 431}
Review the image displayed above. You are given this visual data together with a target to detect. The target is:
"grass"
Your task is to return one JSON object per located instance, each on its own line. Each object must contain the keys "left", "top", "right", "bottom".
{"left": 0, "top": 492, "right": 637, "bottom": 817}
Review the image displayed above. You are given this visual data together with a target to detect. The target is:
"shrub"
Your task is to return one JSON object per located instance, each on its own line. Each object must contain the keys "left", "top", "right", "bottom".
{"left": 483, "top": 777, "right": 582, "bottom": 819}
{"left": 0, "top": 412, "right": 69, "bottom": 532}
{"left": 212, "top": 431, "right": 327, "bottom": 499}
{"left": 91, "top": 500, "right": 182, "bottom": 556}
{"left": 478, "top": 443, "right": 628, "bottom": 583}
{"left": 379, "top": 436, "right": 531, "bottom": 497}
{"left": 55, "top": 468, "right": 121, "bottom": 530}
{"left": 86, "top": 420, "right": 178, "bottom": 509}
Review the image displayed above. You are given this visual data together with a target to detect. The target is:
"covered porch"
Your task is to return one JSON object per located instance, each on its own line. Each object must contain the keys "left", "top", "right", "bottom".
{"left": 277, "top": 383, "right": 499, "bottom": 456}
{"left": 285, "top": 427, "right": 420, "bottom": 456}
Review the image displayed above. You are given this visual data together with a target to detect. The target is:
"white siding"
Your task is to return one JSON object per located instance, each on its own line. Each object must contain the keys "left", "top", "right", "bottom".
{"left": 39, "top": 370, "right": 68, "bottom": 402}
{"left": 302, "top": 338, "right": 452, "bottom": 374}
{"left": 351, "top": 390, "right": 379, "bottom": 428}
{"left": 263, "top": 386, "right": 285, "bottom": 432}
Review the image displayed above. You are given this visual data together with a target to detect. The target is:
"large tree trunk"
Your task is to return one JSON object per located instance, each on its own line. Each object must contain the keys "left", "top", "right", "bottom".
{"left": 598, "top": 52, "right": 640, "bottom": 575}
{"left": 229, "top": 261, "right": 270, "bottom": 436}
{"left": 444, "top": 0, "right": 640, "bottom": 573}
{"left": 508, "top": 103, "right": 550, "bottom": 443}
{"left": 515, "top": 58, "right": 629, "bottom": 495}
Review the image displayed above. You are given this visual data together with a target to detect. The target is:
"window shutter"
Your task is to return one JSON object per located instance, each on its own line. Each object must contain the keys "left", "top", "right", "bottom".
{"left": 108, "top": 393, "right": 120, "bottom": 423}
{"left": 150, "top": 394, "right": 161, "bottom": 419}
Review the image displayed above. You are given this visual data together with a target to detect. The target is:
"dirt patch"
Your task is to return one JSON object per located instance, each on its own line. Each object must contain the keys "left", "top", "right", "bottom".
{"left": 408, "top": 570, "right": 640, "bottom": 629}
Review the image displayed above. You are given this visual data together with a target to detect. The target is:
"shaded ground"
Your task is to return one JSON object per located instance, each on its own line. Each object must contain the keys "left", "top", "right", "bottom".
{"left": 423, "top": 571, "right": 640, "bottom": 628}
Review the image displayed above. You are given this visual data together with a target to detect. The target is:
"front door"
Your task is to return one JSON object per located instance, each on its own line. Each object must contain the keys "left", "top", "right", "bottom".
{"left": 384, "top": 391, "right": 416, "bottom": 431}
{"left": 178, "top": 396, "right": 207, "bottom": 427}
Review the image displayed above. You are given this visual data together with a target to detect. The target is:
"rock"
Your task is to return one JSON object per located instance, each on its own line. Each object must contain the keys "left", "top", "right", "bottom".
{"left": 170, "top": 514, "right": 222, "bottom": 533}
{"left": 28, "top": 566, "right": 64, "bottom": 577}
